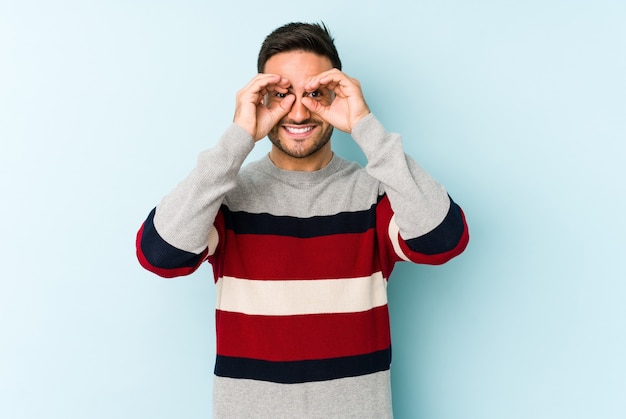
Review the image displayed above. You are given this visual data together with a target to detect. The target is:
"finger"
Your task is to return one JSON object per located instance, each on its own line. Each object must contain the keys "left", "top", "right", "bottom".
{"left": 239, "top": 75, "right": 291, "bottom": 110}
{"left": 306, "top": 79, "right": 347, "bottom": 100}
{"left": 264, "top": 83, "right": 290, "bottom": 97}
{"left": 275, "top": 94, "right": 296, "bottom": 113}
{"left": 265, "top": 94, "right": 295, "bottom": 128}
{"left": 301, "top": 96, "right": 329, "bottom": 120}
{"left": 244, "top": 74, "right": 290, "bottom": 96}
{"left": 305, "top": 69, "right": 345, "bottom": 91}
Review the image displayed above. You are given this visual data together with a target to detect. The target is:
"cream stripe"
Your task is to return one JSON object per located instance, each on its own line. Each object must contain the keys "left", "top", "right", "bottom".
{"left": 216, "top": 272, "right": 388, "bottom": 316}
{"left": 207, "top": 225, "right": 219, "bottom": 256}
{"left": 388, "top": 215, "right": 411, "bottom": 261}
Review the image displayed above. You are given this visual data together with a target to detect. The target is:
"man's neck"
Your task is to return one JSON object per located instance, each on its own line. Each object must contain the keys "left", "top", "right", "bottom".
{"left": 268, "top": 145, "right": 334, "bottom": 172}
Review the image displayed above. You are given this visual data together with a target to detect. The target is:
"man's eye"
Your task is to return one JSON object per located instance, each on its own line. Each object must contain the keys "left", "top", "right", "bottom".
{"left": 275, "top": 92, "right": 288, "bottom": 98}
{"left": 307, "top": 91, "right": 322, "bottom": 98}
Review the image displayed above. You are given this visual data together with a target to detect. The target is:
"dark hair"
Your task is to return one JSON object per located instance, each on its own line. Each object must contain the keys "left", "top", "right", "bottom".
{"left": 257, "top": 22, "right": 342, "bottom": 72}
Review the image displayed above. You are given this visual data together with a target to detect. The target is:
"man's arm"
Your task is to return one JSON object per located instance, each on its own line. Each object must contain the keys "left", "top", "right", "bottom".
{"left": 303, "top": 69, "right": 468, "bottom": 265}
{"left": 136, "top": 74, "right": 295, "bottom": 278}
{"left": 352, "top": 114, "right": 469, "bottom": 265}
{"left": 136, "top": 124, "right": 255, "bottom": 278}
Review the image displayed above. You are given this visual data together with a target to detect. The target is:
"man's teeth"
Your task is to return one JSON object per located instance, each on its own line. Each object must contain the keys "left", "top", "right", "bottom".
{"left": 285, "top": 126, "right": 314, "bottom": 134}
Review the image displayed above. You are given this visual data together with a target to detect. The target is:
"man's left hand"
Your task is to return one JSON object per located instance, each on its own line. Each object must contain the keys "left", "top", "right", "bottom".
{"left": 302, "top": 69, "right": 371, "bottom": 133}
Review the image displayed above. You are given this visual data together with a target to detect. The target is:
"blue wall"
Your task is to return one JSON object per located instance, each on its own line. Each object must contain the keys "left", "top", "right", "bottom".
{"left": 1, "top": 1, "right": 625, "bottom": 418}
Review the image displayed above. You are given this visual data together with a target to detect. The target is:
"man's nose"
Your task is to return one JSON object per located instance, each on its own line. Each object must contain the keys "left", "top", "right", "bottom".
{"left": 286, "top": 97, "right": 311, "bottom": 123}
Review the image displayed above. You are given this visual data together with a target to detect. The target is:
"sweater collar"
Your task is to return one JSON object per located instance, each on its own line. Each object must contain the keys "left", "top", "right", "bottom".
{"left": 259, "top": 152, "right": 346, "bottom": 185}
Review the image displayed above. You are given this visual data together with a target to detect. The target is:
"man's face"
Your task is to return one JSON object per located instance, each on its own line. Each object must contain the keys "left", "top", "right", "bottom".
{"left": 264, "top": 51, "right": 334, "bottom": 160}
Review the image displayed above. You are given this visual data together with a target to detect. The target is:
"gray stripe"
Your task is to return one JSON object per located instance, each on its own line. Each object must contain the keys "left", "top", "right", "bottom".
{"left": 225, "top": 154, "right": 382, "bottom": 217}
{"left": 213, "top": 371, "right": 393, "bottom": 419}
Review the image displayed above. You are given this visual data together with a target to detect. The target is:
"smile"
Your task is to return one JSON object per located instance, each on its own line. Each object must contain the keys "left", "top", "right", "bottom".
{"left": 284, "top": 125, "right": 315, "bottom": 135}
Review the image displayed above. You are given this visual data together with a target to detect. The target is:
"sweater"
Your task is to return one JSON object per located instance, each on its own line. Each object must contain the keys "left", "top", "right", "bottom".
{"left": 136, "top": 114, "right": 469, "bottom": 418}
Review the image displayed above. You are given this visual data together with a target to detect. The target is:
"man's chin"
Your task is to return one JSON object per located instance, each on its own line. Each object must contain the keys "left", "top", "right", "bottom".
{"left": 268, "top": 126, "right": 332, "bottom": 159}
{"left": 276, "top": 145, "right": 319, "bottom": 159}
{"left": 270, "top": 140, "right": 323, "bottom": 159}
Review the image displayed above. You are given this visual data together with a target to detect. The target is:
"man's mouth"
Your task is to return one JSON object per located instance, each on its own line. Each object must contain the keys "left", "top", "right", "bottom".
{"left": 283, "top": 125, "right": 316, "bottom": 138}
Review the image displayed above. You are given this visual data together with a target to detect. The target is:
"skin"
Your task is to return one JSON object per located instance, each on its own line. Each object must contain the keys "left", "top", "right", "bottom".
{"left": 233, "top": 50, "right": 371, "bottom": 171}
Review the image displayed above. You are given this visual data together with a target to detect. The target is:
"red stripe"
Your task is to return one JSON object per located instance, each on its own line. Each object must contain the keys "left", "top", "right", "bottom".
{"left": 216, "top": 306, "right": 391, "bottom": 362}
{"left": 221, "top": 229, "right": 382, "bottom": 280}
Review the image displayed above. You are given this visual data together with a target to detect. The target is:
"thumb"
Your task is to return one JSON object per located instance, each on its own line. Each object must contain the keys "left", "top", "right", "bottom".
{"left": 302, "top": 96, "right": 326, "bottom": 118}
{"left": 277, "top": 94, "right": 296, "bottom": 114}
{"left": 267, "top": 94, "right": 295, "bottom": 124}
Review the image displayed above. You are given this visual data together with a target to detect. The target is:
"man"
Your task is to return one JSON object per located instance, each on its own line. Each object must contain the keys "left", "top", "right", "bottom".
{"left": 136, "top": 22, "right": 469, "bottom": 418}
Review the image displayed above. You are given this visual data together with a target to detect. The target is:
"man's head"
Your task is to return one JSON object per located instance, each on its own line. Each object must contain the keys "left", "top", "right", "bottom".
{"left": 259, "top": 22, "right": 341, "bottom": 170}
{"left": 257, "top": 22, "right": 342, "bottom": 73}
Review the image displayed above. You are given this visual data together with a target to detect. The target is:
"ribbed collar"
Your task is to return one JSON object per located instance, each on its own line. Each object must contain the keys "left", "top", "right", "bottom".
{"left": 256, "top": 153, "right": 347, "bottom": 186}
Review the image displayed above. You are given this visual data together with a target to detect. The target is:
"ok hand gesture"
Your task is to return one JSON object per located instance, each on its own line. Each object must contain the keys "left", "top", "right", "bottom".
{"left": 233, "top": 74, "right": 295, "bottom": 141}
{"left": 301, "top": 69, "right": 371, "bottom": 133}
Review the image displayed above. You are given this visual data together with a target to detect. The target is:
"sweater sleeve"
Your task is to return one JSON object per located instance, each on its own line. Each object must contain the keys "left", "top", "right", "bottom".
{"left": 136, "top": 123, "right": 255, "bottom": 278}
{"left": 351, "top": 114, "right": 469, "bottom": 265}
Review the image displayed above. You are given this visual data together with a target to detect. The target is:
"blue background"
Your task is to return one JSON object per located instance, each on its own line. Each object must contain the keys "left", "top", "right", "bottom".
{"left": 1, "top": 1, "right": 625, "bottom": 418}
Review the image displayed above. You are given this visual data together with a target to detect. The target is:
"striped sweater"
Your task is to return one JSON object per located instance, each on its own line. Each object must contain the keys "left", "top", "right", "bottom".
{"left": 136, "top": 114, "right": 469, "bottom": 418}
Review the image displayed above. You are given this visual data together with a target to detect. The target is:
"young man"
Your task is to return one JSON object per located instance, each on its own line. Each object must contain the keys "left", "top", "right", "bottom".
{"left": 136, "top": 22, "right": 469, "bottom": 418}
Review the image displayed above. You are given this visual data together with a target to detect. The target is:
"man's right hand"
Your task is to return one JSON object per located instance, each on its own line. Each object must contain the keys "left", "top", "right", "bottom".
{"left": 233, "top": 74, "right": 295, "bottom": 142}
